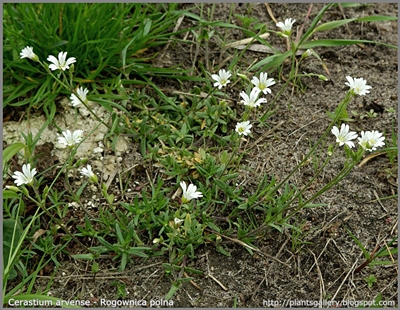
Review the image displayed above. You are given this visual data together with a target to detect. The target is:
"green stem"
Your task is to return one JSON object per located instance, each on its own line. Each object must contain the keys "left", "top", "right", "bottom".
{"left": 281, "top": 148, "right": 365, "bottom": 223}
{"left": 37, "top": 60, "right": 111, "bottom": 130}
{"left": 280, "top": 146, "right": 335, "bottom": 213}
{"left": 266, "top": 91, "right": 353, "bottom": 199}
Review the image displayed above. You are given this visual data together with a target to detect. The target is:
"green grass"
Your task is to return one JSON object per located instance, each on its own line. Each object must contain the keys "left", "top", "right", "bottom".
{"left": 3, "top": 3, "right": 201, "bottom": 111}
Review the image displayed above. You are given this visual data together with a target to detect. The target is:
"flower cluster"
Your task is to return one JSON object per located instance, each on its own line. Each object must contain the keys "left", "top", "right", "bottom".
{"left": 251, "top": 72, "right": 276, "bottom": 95}
{"left": 358, "top": 130, "right": 386, "bottom": 151}
{"left": 20, "top": 46, "right": 90, "bottom": 108}
{"left": 20, "top": 46, "right": 39, "bottom": 62}
{"left": 240, "top": 88, "right": 267, "bottom": 108}
{"left": 235, "top": 121, "right": 252, "bottom": 136}
{"left": 331, "top": 124, "right": 358, "bottom": 148}
{"left": 212, "top": 69, "right": 276, "bottom": 137}
{"left": 331, "top": 123, "right": 385, "bottom": 151}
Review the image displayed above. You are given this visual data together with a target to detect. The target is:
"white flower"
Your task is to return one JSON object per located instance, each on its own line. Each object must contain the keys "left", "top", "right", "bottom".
{"left": 331, "top": 123, "right": 358, "bottom": 148}
{"left": 12, "top": 163, "right": 37, "bottom": 186}
{"left": 80, "top": 165, "right": 98, "bottom": 182}
{"left": 240, "top": 88, "right": 267, "bottom": 108}
{"left": 358, "top": 130, "right": 385, "bottom": 151}
{"left": 47, "top": 51, "right": 76, "bottom": 71}
{"left": 174, "top": 218, "right": 184, "bottom": 226}
{"left": 20, "top": 46, "right": 39, "bottom": 61}
{"left": 180, "top": 181, "right": 203, "bottom": 203}
{"left": 276, "top": 18, "right": 296, "bottom": 36}
{"left": 70, "top": 87, "right": 89, "bottom": 106}
{"left": 58, "top": 129, "right": 84, "bottom": 147}
{"left": 235, "top": 121, "right": 252, "bottom": 136}
{"left": 303, "top": 49, "right": 313, "bottom": 57}
{"left": 211, "top": 69, "right": 232, "bottom": 89}
{"left": 251, "top": 72, "right": 276, "bottom": 95}
{"left": 345, "top": 76, "right": 371, "bottom": 96}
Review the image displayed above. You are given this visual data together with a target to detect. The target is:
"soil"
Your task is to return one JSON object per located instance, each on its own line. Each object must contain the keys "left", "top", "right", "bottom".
{"left": 4, "top": 3, "right": 398, "bottom": 308}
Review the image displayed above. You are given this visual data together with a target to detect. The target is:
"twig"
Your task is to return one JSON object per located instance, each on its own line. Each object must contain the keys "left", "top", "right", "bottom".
{"left": 358, "top": 151, "right": 386, "bottom": 167}
{"left": 208, "top": 273, "right": 228, "bottom": 291}
{"left": 354, "top": 243, "right": 381, "bottom": 274}
{"left": 390, "top": 219, "right": 398, "bottom": 235}
{"left": 184, "top": 272, "right": 202, "bottom": 290}
{"left": 288, "top": 119, "right": 318, "bottom": 137}
{"left": 383, "top": 240, "right": 398, "bottom": 274}
{"left": 330, "top": 259, "right": 358, "bottom": 303}
{"left": 264, "top": 3, "right": 277, "bottom": 24}
{"left": 294, "top": 4, "right": 313, "bottom": 44}
{"left": 225, "top": 33, "right": 270, "bottom": 48}
{"left": 308, "top": 249, "right": 326, "bottom": 304}
{"left": 373, "top": 190, "right": 388, "bottom": 213}
{"left": 338, "top": 3, "right": 352, "bottom": 36}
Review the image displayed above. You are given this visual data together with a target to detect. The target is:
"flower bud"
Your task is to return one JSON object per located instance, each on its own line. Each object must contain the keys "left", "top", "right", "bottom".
{"left": 20, "top": 186, "right": 30, "bottom": 196}
{"left": 276, "top": 31, "right": 289, "bottom": 38}
{"left": 5, "top": 185, "right": 20, "bottom": 193}
{"left": 318, "top": 75, "right": 329, "bottom": 82}
{"left": 237, "top": 73, "right": 249, "bottom": 82}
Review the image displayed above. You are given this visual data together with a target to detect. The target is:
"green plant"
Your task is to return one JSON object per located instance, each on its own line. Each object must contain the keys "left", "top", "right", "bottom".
{"left": 248, "top": 4, "right": 397, "bottom": 91}
{"left": 345, "top": 227, "right": 398, "bottom": 273}
{"left": 364, "top": 274, "right": 377, "bottom": 288}
{"left": 2, "top": 196, "right": 68, "bottom": 307}
{"left": 3, "top": 3, "right": 196, "bottom": 110}
{"left": 234, "top": 14, "right": 260, "bottom": 30}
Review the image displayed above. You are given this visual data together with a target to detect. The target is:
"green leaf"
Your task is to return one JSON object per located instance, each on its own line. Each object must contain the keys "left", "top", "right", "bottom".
{"left": 250, "top": 50, "right": 292, "bottom": 71}
{"left": 314, "top": 16, "right": 396, "bottom": 32}
{"left": 126, "top": 247, "right": 151, "bottom": 257}
{"left": 356, "top": 15, "right": 397, "bottom": 22}
{"left": 115, "top": 223, "right": 125, "bottom": 245}
{"left": 3, "top": 142, "right": 25, "bottom": 171}
{"left": 344, "top": 226, "right": 369, "bottom": 258}
{"left": 300, "top": 39, "right": 397, "bottom": 50}
{"left": 165, "top": 283, "right": 180, "bottom": 300}
{"left": 298, "top": 3, "right": 335, "bottom": 46}
{"left": 314, "top": 19, "right": 357, "bottom": 32}
{"left": 302, "top": 203, "right": 327, "bottom": 208}
{"left": 3, "top": 190, "right": 20, "bottom": 199}
{"left": 216, "top": 244, "right": 231, "bottom": 256}
{"left": 369, "top": 260, "right": 397, "bottom": 267}
{"left": 207, "top": 222, "right": 220, "bottom": 232}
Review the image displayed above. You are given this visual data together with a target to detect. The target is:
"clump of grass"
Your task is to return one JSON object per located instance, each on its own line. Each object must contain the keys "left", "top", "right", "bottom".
{"left": 3, "top": 3, "right": 195, "bottom": 111}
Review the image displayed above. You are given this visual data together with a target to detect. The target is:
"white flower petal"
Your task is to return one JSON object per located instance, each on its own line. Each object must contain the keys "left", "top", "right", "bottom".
{"left": 180, "top": 181, "right": 203, "bottom": 203}
{"left": 12, "top": 163, "right": 37, "bottom": 186}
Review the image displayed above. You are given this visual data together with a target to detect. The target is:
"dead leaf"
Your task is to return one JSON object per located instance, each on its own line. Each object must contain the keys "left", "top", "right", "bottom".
{"left": 225, "top": 33, "right": 271, "bottom": 48}
{"left": 32, "top": 229, "right": 47, "bottom": 243}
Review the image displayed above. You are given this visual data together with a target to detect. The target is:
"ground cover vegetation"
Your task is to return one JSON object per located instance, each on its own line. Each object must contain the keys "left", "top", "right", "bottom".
{"left": 3, "top": 2, "right": 398, "bottom": 307}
